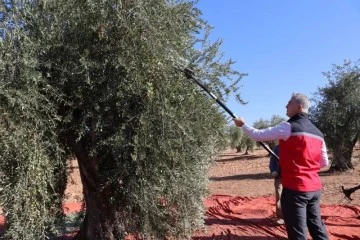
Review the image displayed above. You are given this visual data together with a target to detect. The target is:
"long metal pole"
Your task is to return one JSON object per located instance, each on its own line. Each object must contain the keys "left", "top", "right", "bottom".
{"left": 181, "top": 68, "right": 279, "bottom": 160}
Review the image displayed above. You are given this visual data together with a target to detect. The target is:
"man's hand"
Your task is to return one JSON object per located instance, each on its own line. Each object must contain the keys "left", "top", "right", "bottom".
{"left": 271, "top": 171, "right": 278, "bottom": 178}
{"left": 233, "top": 117, "right": 245, "bottom": 127}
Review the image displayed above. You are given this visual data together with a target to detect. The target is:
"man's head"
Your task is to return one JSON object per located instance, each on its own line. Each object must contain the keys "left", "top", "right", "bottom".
{"left": 286, "top": 93, "right": 310, "bottom": 118}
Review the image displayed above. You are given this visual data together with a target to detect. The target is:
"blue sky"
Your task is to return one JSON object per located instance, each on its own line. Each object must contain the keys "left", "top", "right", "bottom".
{"left": 196, "top": 0, "right": 360, "bottom": 125}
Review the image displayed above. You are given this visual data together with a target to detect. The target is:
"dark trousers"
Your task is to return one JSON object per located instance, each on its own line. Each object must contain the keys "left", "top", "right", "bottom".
{"left": 281, "top": 188, "right": 329, "bottom": 240}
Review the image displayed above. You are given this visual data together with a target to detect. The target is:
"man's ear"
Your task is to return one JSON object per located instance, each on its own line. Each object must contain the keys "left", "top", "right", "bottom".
{"left": 297, "top": 104, "right": 303, "bottom": 111}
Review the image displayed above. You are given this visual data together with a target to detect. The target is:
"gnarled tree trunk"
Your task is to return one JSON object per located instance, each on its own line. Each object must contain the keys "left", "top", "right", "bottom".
{"left": 329, "top": 143, "right": 355, "bottom": 171}
{"left": 68, "top": 135, "right": 127, "bottom": 240}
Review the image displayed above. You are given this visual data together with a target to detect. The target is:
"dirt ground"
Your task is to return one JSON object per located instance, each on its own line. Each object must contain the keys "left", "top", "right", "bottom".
{"left": 65, "top": 144, "right": 360, "bottom": 205}
{"left": 208, "top": 146, "right": 360, "bottom": 206}
{"left": 66, "top": 145, "right": 360, "bottom": 205}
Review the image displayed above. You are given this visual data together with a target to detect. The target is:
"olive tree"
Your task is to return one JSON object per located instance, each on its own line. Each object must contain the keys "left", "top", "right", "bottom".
{"left": 0, "top": 0, "right": 246, "bottom": 239}
{"left": 228, "top": 125, "right": 255, "bottom": 154}
{"left": 228, "top": 125, "right": 243, "bottom": 152}
{"left": 310, "top": 60, "right": 360, "bottom": 171}
{"left": 241, "top": 134, "right": 255, "bottom": 155}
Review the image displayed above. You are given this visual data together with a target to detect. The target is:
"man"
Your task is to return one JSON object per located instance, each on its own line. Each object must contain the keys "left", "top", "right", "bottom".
{"left": 269, "top": 144, "right": 284, "bottom": 225}
{"left": 233, "top": 93, "right": 329, "bottom": 240}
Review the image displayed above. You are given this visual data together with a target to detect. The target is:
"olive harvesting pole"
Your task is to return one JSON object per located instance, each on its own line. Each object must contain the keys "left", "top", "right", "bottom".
{"left": 177, "top": 67, "right": 279, "bottom": 160}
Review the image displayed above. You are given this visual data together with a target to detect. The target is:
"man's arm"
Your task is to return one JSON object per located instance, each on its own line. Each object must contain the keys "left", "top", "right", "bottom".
{"left": 241, "top": 122, "right": 291, "bottom": 142}
{"left": 320, "top": 141, "right": 329, "bottom": 168}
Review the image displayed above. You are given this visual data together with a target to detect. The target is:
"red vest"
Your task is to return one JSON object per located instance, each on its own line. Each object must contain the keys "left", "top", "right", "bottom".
{"left": 279, "top": 113, "right": 324, "bottom": 192}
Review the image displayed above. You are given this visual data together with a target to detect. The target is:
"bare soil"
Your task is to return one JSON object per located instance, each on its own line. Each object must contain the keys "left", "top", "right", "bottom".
{"left": 66, "top": 145, "right": 360, "bottom": 205}
{"left": 208, "top": 146, "right": 360, "bottom": 205}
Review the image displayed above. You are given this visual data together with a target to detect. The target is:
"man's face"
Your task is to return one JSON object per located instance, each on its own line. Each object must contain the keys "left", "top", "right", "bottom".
{"left": 286, "top": 97, "right": 301, "bottom": 118}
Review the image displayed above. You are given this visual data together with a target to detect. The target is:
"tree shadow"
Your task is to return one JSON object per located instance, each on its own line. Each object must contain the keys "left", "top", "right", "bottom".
{"left": 193, "top": 217, "right": 287, "bottom": 240}
{"left": 193, "top": 234, "right": 286, "bottom": 240}
{"left": 324, "top": 222, "right": 360, "bottom": 227}
{"left": 218, "top": 153, "right": 241, "bottom": 157}
{"left": 51, "top": 235, "right": 75, "bottom": 240}
{"left": 204, "top": 218, "right": 276, "bottom": 227}
{"left": 318, "top": 171, "right": 336, "bottom": 176}
{"left": 67, "top": 166, "right": 79, "bottom": 170}
{"left": 215, "top": 154, "right": 266, "bottom": 163}
{"left": 209, "top": 172, "right": 271, "bottom": 181}
{"left": 330, "top": 233, "right": 359, "bottom": 240}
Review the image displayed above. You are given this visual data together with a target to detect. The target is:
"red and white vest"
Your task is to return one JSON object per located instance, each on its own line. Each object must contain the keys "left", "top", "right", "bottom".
{"left": 279, "top": 113, "right": 324, "bottom": 192}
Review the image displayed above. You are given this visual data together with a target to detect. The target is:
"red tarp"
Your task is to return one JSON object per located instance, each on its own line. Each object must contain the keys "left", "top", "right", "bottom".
{"left": 193, "top": 195, "right": 360, "bottom": 240}
{"left": 1, "top": 195, "right": 359, "bottom": 240}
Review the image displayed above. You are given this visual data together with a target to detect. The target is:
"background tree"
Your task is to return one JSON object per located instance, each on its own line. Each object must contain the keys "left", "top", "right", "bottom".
{"left": 228, "top": 125, "right": 255, "bottom": 154}
{"left": 0, "top": 0, "right": 246, "bottom": 239}
{"left": 310, "top": 60, "right": 360, "bottom": 171}
{"left": 241, "top": 135, "right": 255, "bottom": 155}
{"left": 270, "top": 114, "right": 286, "bottom": 126}
{"left": 253, "top": 115, "right": 286, "bottom": 150}
{"left": 253, "top": 118, "right": 270, "bottom": 149}
{"left": 253, "top": 118, "right": 270, "bottom": 130}
{"left": 228, "top": 125, "right": 243, "bottom": 152}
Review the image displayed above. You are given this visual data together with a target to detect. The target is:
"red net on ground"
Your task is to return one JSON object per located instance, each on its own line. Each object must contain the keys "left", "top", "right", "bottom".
{"left": 1, "top": 195, "right": 359, "bottom": 240}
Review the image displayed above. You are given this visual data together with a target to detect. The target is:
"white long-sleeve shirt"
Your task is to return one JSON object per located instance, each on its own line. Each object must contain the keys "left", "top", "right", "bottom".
{"left": 242, "top": 122, "right": 329, "bottom": 168}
